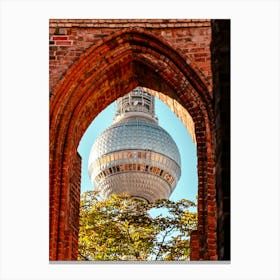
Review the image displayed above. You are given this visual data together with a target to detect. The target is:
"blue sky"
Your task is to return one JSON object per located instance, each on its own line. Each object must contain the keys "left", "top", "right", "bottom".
{"left": 78, "top": 95, "right": 198, "bottom": 203}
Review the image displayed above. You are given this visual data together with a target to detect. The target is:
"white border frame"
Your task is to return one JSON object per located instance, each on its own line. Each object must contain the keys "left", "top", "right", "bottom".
{"left": 1, "top": 0, "right": 279, "bottom": 279}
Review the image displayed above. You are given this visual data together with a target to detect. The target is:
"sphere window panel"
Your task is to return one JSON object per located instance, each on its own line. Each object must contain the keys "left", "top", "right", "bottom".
{"left": 88, "top": 87, "right": 181, "bottom": 202}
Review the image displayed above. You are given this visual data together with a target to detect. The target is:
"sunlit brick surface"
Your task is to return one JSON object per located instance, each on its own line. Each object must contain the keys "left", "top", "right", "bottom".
{"left": 49, "top": 19, "right": 221, "bottom": 261}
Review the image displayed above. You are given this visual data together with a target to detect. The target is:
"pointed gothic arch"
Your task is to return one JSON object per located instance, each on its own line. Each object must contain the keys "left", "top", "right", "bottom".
{"left": 49, "top": 28, "right": 216, "bottom": 260}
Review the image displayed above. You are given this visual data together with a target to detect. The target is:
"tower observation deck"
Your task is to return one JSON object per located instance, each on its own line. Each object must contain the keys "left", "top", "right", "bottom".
{"left": 88, "top": 87, "right": 181, "bottom": 202}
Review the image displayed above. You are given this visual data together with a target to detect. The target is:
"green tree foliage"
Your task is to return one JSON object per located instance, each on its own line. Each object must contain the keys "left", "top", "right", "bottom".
{"left": 78, "top": 191, "right": 197, "bottom": 261}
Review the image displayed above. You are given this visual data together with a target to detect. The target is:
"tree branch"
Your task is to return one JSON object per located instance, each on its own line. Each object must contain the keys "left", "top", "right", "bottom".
{"left": 78, "top": 251, "right": 91, "bottom": 261}
{"left": 154, "top": 225, "right": 175, "bottom": 260}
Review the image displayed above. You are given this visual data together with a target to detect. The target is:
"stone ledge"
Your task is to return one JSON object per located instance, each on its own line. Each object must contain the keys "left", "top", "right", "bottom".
{"left": 49, "top": 19, "right": 211, "bottom": 28}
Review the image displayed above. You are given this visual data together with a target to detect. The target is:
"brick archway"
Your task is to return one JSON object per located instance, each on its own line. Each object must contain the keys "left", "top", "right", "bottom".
{"left": 50, "top": 24, "right": 216, "bottom": 260}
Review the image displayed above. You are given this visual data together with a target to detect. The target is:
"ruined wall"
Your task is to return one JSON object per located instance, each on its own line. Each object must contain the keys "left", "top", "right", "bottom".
{"left": 49, "top": 19, "right": 220, "bottom": 261}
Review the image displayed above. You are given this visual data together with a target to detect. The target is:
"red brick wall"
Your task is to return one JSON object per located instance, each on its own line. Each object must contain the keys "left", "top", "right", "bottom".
{"left": 49, "top": 19, "right": 217, "bottom": 261}
{"left": 49, "top": 19, "right": 212, "bottom": 93}
{"left": 50, "top": 151, "right": 81, "bottom": 260}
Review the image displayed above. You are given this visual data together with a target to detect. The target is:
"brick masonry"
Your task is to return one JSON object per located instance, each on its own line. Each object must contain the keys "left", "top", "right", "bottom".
{"left": 49, "top": 19, "right": 229, "bottom": 261}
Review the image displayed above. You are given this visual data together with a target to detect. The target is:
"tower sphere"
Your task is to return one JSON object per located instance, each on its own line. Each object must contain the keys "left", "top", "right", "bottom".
{"left": 88, "top": 87, "right": 181, "bottom": 202}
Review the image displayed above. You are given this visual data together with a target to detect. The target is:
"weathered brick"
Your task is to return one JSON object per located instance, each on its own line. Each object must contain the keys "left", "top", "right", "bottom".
{"left": 49, "top": 19, "right": 221, "bottom": 262}
{"left": 55, "top": 40, "right": 72, "bottom": 46}
{"left": 52, "top": 36, "right": 68, "bottom": 40}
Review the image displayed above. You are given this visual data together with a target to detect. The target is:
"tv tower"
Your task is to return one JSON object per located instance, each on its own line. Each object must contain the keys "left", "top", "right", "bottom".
{"left": 88, "top": 87, "right": 181, "bottom": 202}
